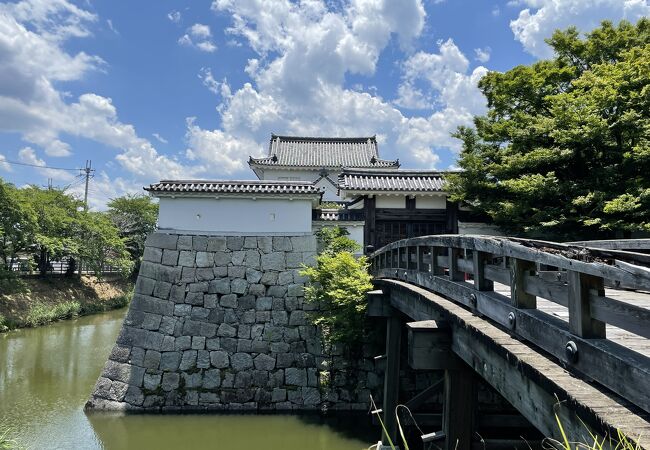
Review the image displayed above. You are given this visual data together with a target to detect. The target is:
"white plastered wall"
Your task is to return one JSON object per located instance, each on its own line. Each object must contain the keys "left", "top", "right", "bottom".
{"left": 158, "top": 197, "right": 313, "bottom": 235}
{"left": 259, "top": 168, "right": 340, "bottom": 201}
{"left": 415, "top": 195, "right": 446, "bottom": 209}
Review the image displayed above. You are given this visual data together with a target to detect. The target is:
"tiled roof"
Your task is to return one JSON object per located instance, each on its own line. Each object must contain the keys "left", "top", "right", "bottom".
{"left": 145, "top": 180, "right": 323, "bottom": 196}
{"left": 249, "top": 135, "right": 399, "bottom": 168}
{"left": 338, "top": 169, "right": 446, "bottom": 192}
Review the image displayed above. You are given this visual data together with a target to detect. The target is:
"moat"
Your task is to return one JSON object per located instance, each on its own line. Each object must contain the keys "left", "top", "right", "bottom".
{"left": 0, "top": 308, "right": 374, "bottom": 449}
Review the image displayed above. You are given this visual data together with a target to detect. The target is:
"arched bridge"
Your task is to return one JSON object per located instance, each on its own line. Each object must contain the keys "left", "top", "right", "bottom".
{"left": 367, "top": 235, "right": 650, "bottom": 449}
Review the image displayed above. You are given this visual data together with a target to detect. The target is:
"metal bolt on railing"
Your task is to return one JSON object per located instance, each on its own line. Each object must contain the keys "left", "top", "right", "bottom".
{"left": 507, "top": 312, "right": 516, "bottom": 328}
{"left": 565, "top": 341, "right": 579, "bottom": 363}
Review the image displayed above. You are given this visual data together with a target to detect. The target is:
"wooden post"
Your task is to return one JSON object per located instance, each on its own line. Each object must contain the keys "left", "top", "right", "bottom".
{"left": 473, "top": 251, "right": 494, "bottom": 291}
{"left": 448, "top": 247, "right": 464, "bottom": 282}
{"left": 417, "top": 246, "right": 424, "bottom": 272}
{"left": 432, "top": 246, "right": 444, "bottom": 276}
{"left": 443, "top": 357, "right": 476, "bottom": 450}
{"left": 567, "top": 271, "right": 606, "bottom": 338}
{"left": 382, "top": 312, "right": 402, "bottom": 446}
{"left": 510, "top": 258, "right": 536, "bottom": 308}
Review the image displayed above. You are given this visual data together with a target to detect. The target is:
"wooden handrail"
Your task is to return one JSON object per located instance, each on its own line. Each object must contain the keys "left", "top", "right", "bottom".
{"left": 369, "top": 235, "right": 650, "bottom": 414}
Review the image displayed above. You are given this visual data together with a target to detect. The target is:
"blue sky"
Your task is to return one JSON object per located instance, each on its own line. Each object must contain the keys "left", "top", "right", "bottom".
{"left": 0, "top": 0, "right": 648, "bottom": 208}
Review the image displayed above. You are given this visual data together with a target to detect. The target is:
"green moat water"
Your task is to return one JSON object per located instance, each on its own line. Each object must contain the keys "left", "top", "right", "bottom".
{"left": 0, "top": 308, "right": 374, "bottom": 449}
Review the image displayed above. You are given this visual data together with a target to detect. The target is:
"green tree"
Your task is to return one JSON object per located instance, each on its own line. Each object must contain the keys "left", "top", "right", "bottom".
{"left": 17, "top": 185, "right": 84, "bottom": 274}
{"left": 300, "top": 227, "right": 373, "bottom": 347}
{"left": 447, "top": 19, "right": 650, "bottom": 239}
{"left": 77, "top": 211, "right": 133, "bottom": 277}
{"left": 0, "top": 178, "right": 36, "bottom": 272}
{"left": 107, "top": 194, "right": 158, "bottom": 272}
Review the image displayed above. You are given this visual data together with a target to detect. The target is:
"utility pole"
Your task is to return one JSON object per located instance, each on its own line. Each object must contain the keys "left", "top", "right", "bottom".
{"left": 79, "top": 160, "right": 94, "bottom": 277}
{"left": 82, "top": 160, "right": 94, "bottom": 211}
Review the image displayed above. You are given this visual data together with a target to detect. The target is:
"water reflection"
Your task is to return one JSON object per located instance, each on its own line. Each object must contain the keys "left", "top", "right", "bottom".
{"left": 0, "top": 309, "right": 373, "bottom": 450}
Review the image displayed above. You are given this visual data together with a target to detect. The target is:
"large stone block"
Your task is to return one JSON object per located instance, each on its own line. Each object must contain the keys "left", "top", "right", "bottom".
{"left": 160, "top": 352, "right": 181, "bottom": 371}
{"left": 179, "top": 350, "right": 197, "bottom": 370}
{"left": 162, "top": 249, "right": 179, "bottom": 266}
{"left": 143, "top": 247, "right": 163, "bottom": 263}
{"left": 227, "top": 236, "right": 244, "bottom": 251}
{"left": 177, "top": 235, "right": 192, "bottom": 250}
{"left": 161, "top": 372, "right": 180, "bottom": 391}
{"left": 210, "top": 351, "right": 229, "bottom": 368}
{"left": 192, "top": 235, "right": 208, "bottom": 251}
{"left": 231, "top": 278, "right": 248, "bottom": 295}
{"left": 277, "top": 271, "right": 294, "bottom": 285}
{"left": 285, "top": 368, "right": 307, "bottom": 386}
{"left": 145, "top": 233, "right": 178, "bottom": 250}
{"left": 203, "top": 369, "right": 221, "bottom": 388}
{"left": 272, "top": 237, "right": 292, "bottom": 252}
{"left": 246, "top": 268, "right": 263, "bottom": 284}
{"left": 153, "top": 281, "right": 172, "bottom": 300}
{"left": 196, "top": 252, "right": 214, "bottom": 268}
{"left": 290, "top": 236, "right": 317, "bottom": 252}
{"left": 231, "top": 353, "right": 254, "bottom": 371}
{"left": 210, "top": 278, "right": 231, "bottom": 295}
{"left": 178, "top": 250, "right": 196, "bottom": 267}
{"left": 228, "top": 266, "right": 246, "bottom": 279}
{"left": 254, "top": 354, "right": 276, "bottom": 371}
{"left": 243, "top": 250, "right": 260, "bottom": 269}
{"left": 285, "top": 252, "right": 303, "bottom": 269}
{"left": 261, "top": 252, "right": 285, "bottom": 271}
{"left": 207, "top": 236, "right": 226, "bottom": 252}
{"left": 217, "top": 323, "right": 237, "bottom": 338}
{"left": 231, "top": 251, "right": 246, "bottom": 266}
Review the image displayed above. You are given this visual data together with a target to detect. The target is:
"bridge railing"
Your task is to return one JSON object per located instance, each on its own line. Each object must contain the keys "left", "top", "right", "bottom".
{"left": 369, "top": 235, "right": 650, "bottom": 414}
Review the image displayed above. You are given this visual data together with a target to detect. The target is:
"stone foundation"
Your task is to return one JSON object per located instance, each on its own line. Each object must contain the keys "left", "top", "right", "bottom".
{"left": 86, "top": 232, "right": 381, "bottom": 412}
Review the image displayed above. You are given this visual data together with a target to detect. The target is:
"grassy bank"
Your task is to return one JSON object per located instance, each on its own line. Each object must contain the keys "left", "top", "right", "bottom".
{"left": 0, "top": 275, "right": 132, "bottom": 332}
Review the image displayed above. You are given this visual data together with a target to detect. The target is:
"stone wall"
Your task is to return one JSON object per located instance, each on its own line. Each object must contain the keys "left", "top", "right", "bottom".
{"left": 86, "top": 232, "right": 381, "bottom": 412}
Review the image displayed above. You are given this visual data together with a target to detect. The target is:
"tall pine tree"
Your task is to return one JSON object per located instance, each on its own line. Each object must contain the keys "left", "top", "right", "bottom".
{"left": 447, "top": 19, "right": 650, "bottom": 240}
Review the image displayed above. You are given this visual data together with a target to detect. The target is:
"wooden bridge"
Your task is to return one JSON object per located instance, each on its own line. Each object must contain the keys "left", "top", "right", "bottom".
{"left": 367, "top": 235, "right": 650, "bottom": 449}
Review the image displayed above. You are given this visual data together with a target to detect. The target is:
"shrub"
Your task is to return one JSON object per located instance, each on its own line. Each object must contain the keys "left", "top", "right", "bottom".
{"left": 300, "top": 226, "right": 373, "bottom": 348}
{"left": 24, "top": 301, "right": 81, "bottom": 327}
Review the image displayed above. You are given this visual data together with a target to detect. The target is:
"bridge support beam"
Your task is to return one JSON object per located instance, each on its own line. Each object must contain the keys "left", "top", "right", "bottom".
{"left": 366, "top": 289, "right": 402, "bottom": 448}
{"left": 443, "top": 358, "right": 477, "bottom": 450}
{"left": 382, "top": 311, "right": 402, "bottom": 447}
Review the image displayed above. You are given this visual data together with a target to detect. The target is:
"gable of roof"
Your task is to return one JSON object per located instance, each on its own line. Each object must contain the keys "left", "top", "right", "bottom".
{"left": 249, "top": 135, "right": 400, "bottom": 169}
{"left": 338, "top": 169, "right": 447, "bottom": 193}
{"left": 145, "top": 180, "right": 323, "bottom": 197}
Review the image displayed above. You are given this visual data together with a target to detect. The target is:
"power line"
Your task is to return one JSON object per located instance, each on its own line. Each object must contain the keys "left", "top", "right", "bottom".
{"left": 1, "top": 158, "right": 81, "bottom": 171}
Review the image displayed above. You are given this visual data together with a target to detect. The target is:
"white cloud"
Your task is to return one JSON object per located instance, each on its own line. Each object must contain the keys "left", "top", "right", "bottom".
{"left": 395, "top": 39, "right": 489, "bottom": 136}
{"left": 510, "top": 0, "right": 650, "bottom": 58}
{"left": 474, "top": 47, "right": 491, "bottom": 63}
{"left": 0, "top": 154, "right": 11, "bottom": 172}
{"left": 1, "top": 0, "right": 97, "bottom": 40}
{"left": 178, "top": 23, "right": 217, "bottom": 52}
{"left": 492, "top": 5, "right": 501, "bottom": 16}
{"left": 167, "top": 10, "right": 181, "bottom": 23}
{"left": 393, "top": 83, "right": 430, "bottom": 110}
{"left": 18, "top": 146, "right": 75, "bottom": 181}
{"left": 152, "top": 133, "right": 168, "bottom": 144}
{"left": 193, "top": 0, "right": 474, "bottom": 170}
{"left": 106, "top": 19, "right": 118, "bottom": 35}
{"left": 0, "top": 0, "right": 199, "bottom": 187}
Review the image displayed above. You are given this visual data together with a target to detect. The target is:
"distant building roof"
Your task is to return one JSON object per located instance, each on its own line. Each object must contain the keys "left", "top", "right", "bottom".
{"left": 146, "top": 180, "right": 323, "bottom": 198}
{"left": 249, "top": 135, "right": 400, "bottom": 170}
{"left": 338, "top": 169, "right": 447, "bottom": 194}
